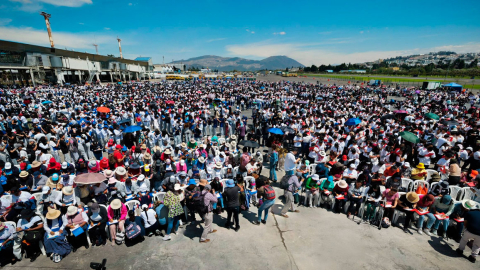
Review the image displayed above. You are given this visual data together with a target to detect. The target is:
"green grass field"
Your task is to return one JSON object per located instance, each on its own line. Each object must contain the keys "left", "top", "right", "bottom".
{"left": 299, "top": 74, "right": 480, "bottom": 89}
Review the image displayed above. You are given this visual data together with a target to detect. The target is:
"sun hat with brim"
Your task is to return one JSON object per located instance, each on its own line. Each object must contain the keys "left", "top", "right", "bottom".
{"left": 129, "top": 163, "right": 141, "bottom": 169}
{"left": 115, "top": 166, "right": 127, "bottom": 175}
{"left": 110, "top": 199, "right": 122, "bottom": 210}
{"left": 226, "top": 179, "right": 235, "bottom": 188}
{"left": 462, "top": 199, "right": 477, "bottom": 210}
{"left": 180, "top": 143, "right": 187, "bottom": 149}
{"left": 215, "top": 162, "right": 222, "bottom": 169}
{"left": 198, "top": 157, "right": 206, "bottom": 163}
{"left": 144, "top": 153, "right": 152, "bottom": 160}
{"left": 416, "top": 163, "right": 425, "bottom": 169}
{"left": 338, "top": 180, "right": 348, "bottom": 188}
{"left": 62, "top": 186, "right": 74, "bottom": 196}
{"left": 406, "top": 192, "right": 420, "bottom": 204}
{"left": 108, "top": 177, "right": 118, "bottom": 184}
{"left": 174, "top": 184, "right": 181, "bottom": 191}
{"left": 190, "top": 138, "right": 195, "bottom": 143}
{"left": 311, "top": 174, "right": 320, "bottom": 181}
{"left": 164, "top": 148, "right": 172, "bottom": 155}
{"left": 199, "top": 179, "right": 208, "bottom": 186}
{"left": 46, "top": 208, "right": 61, "bottom": 220}
{"left": 31, "top": 161, "right": 42, "bottom": 168}
{"left": 431, "top": 173, "right": 441, "bottom": 182}
{"left": 19, "top": 171, "right": 29, "bottom": 178}
{"left": 104, "top": 169, "right": 114, "bottom": 178}
{"left": 67, "top": 205, "right": 78, "bottom": 216}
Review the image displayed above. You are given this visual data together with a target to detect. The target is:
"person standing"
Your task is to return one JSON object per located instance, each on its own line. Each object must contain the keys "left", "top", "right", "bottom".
{"left": 280, "top": 175, "right": 303, "bottom": 218}
{"left": 223, "top": 179, "right": 240, "bottom": 231}
{"left": 269, "top": 145, "right": 279, "bottom": 182}
{"left": 200, "top": 184, "right": 217, "bottom": 243}
{"left": 254, "top": 180, "right": 276, "bottom": 225}
{"left": 284, "top": 149, "right": 300, "bottom": 176}
{"left": 456, "top": 203, "right": 480, "bottom": 263}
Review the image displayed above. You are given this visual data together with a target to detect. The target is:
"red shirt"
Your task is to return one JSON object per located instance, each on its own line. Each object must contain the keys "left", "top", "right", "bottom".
{"left": 113, "top": 150, "right": 124, "bottom": 168}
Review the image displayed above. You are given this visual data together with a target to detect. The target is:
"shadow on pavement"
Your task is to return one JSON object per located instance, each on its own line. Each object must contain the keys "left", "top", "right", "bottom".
{"left": 427, "top": 237, "right": 458, "bottom": 258}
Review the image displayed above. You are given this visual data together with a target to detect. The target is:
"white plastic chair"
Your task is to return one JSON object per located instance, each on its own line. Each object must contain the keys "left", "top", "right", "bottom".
{"left": 401, "top": 178, "right": 413, "bottom": 192}
{"left": 308, "top": 164, "right": 316, "bottom": 175}
{"left": 32, "top": 193, "right": 44, "bottom": 215}
{"left": 330, "top": 181, "right": 339, "bottom": 210}
{"left": 153, "top": 192, "right": 166, "bottom": 203}
{"left": 459, "top": 187, "right": 475, "bottom": 201}
{"left": 244, "top": 176, "right": 255, "bottom": 190}
{"left": 449, "top": 186, "right": 462, "bottom": 201}
{"left": 125, "top": 200, "right": 141, "bottom": 216}
{"left": 429, "top": 182, "right": 439, "bottom": 194}
{"left": 2, "top": 194, "right": 12, "bottom": 203}
{"left": 37, "top": 215, "right": 47, "bottom": 256}
{"left": 233, "top": 166, "right": 239, "bottom": 176}
{"left": 99, "top": 204, "right": 111, "bottom": 241}
{"left": 412, "top": 180, "right": 429, "bottom": 194}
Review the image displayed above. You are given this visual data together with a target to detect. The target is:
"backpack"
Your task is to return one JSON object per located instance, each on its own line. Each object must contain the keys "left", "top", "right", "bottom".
{"left": 193, "top": 191, "right": 208, "bottom": 214}
{"left": 279, "top": 174, "right": 292, "bottom": 190}
{"left": 264, "top": 185, "right": 276, "bottom": 200}
{"left": 381, "top": 217, "right": 391, "bottom": 228}
{"left": 125, "top": 223, "right": 141, "bottom": 239}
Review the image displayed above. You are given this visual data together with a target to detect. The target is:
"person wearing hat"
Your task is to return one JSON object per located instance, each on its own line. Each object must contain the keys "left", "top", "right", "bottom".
{"left": 162, "top": 183, "right": 184, "bottom": 241}
{"left": 450, "top": 199, "right": 478, "bottom": 241}
{"left": 14, "top": 208, "right": 44, "bottom": 262}
{"left": 304, "top": 174, "right": 320, "bottom": 208}
{"left": 64, "top": 205, "right": 89, "bottom": 252}
{"left": 55, "top": 186, "right": 77, "bottom": 214}
{"left": 343, "top": 163, "right": 358, "bottom": 185}
{"left": 107, "top": 199, "right": 128, "bottom": 246}
{"left": 318, "top": 176, "right": 335, "bottom": 208}
{"left": 187, "top": 138, "right": 197, "bottom": 150}
{"left": 44, "top": 206, "right": 71, "bottom": 262}
{"left": 18, "top": 171, "right": 33, "bottom": 191}
{"left": 134, "top": 174, "right": 150, "bottom": 195}
{"left": 113, "top": 144, "right": 125, "bottom": 168}
{"left": 332, "top": 180, "right": 349, "bottom": 214}
{"left": 397, "top": 191, "right": 419, "bottom": 233}
{"left": 76, "top": 158, "right": 88, "bottom": 174}
{"left": 30, "top": 160, "right": 46, "bottom": 176}
{"left": 61, "top": 161, "right": 75, "bottom": 175}
{"left": 456, "top": 200, "right": 480, "bottom": 262}
{"left": 199, "top": 183, "right": 218, "bottom": 243}
{"left": 0, "top": 220, "right": 16, "bottom": 263}
{"left": 426, "top": 194, "right": 455, "bottom": 237}
{"left": 87, "top": 160, "right": 100, "bottom": 173}
{"left": 400, "top": 162, "right": 412, "bottom": 179}
{"left": 115, "top": 166, "right": 127, "bottom": 182}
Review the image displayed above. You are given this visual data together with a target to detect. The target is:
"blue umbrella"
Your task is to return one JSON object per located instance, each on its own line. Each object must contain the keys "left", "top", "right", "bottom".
{"left": 268, "top": 128, "right": 284, "bottom": 135}
{"left": 345, "top": 118, "right": 361, "bottom": 126}
{"left": 123, "top": 125, "right": 143, "bottom": 133}
{"left": 42, "top": 100, "right": 53, "bottom": 105}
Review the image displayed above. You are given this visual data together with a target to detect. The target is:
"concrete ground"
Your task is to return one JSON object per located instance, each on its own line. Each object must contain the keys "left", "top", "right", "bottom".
{"left": 4, "top": 102, "right": 479, "bottom": 270}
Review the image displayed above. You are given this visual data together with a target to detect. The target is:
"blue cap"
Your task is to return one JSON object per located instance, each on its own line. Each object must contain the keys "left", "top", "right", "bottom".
{"left": 225, "top": 179, "right": 235, "bottom": 188}
{"left": 0, "top": 176, "right": 6, "bottom": 185}
{"left": 188, "top": 179, "right": 196, "bottom": 186}
{"left": 52, "top": 174, "right": 59, "bottom": 181}
{"left": 122, "top": 146, "right": 128, "bottom": 151}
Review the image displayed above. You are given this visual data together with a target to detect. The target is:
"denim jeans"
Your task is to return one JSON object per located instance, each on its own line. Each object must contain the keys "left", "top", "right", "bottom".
{"left": 166, "top": 215, "right": 181, "bottom": 235}
{"left": 416, "top": 208, "right": 435, "bottom": 229}
{"left": 258, "top": 199, "right": 275, "bottom": 222}
{"left": 269, "top": 168, "right": 277, "bottom": 181}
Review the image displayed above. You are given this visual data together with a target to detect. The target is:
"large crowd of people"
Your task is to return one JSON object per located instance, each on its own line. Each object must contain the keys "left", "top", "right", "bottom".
{"left": 0, "top": 79, "right": 480, "bottom": 265}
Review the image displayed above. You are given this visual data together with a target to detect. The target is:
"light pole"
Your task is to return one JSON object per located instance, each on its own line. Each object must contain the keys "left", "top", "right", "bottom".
{"left": 40, "top": 12, "right": 54, "bottom": 48}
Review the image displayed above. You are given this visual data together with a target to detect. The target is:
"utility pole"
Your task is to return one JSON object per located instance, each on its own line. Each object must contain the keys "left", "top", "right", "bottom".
{"left": 93, "top": 44, "right": 98, "bottom": 55}
{"left": 40, "top": 12, "right": 54, "bottom": 48}
{"left": 117, "top": 37, "right": 123, "bottom": 59}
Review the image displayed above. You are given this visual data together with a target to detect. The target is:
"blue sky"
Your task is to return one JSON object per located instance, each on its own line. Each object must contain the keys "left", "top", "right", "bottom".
{"left": 1, "top": 0, "right": 480, "bottom": 65}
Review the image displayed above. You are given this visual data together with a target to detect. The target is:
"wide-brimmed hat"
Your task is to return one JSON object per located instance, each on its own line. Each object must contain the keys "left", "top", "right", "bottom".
{"left": 141, "top": 144, "right": 147, "bottom": 150}
{"left": 31, "top": 160, "right": 42, "bottom": 168}
{"left": 164, "top": 148, "right": 172, "bottom": 155}
{"left": 129, "top": 163, "right": 140, "bottom": 169}
{"left": 226, "top": 179, "right": 235, "bottom": 188}
{"left": 144, "top": 153, "right": 152, "bottom": 160}
{"left": 88, "top": 160, "right": 97, "bottom": 168}
{"left": 230, "top": 135, "right": 237, "bottom": 141}
{"left": 462, "top": 199, "right": 477, "bottom": 210}
{"left": 430, "top": 172, "right": 441, "bottom": 182}
{"left": 190, "top": 138, "right": 195, "bottom": 143}
{"left": 108, "top": 177, "right": 117, "bottom": 184}
{"left": 180, "top": 142, "right": 187, "bottom": 149}
{"left": 406, "top": 192, "right": 419, "bottom": 203}
{"left": 416, "top": 163, "right": 425, "bottom": 169}
{"left": 62, "top": 186, "right": 74, "bottom": 196}
{"left": 110, "top": 199, "right": 122, "bottom": 210}
{"left": 19, "top": 171, "right": 29, "bottom": 178}
{"left": 137, "top": 174, "right": 145, "bottom": 181}
{"left": 46, "top": 207, "right": 61, "bottom": 220}
{"left": 174, "top": 184, "right": 181, "bottom": 191}
{"left": 319, "top": 151, "right": 326, "bottom": 156}
{"left": 338, "top": 180, "right": 348, "bottom": 188}
{"left": 311, "top": 174, "right": 320, "bottom": 181}
{"left": 199, "top": 179, "right": 208, "bottom": 186}
{"left": 67, "top": 205, "right": 78, "bottom": 216}
{"left": 104, "top": 169, "right": 114, "bottom": 178}
{"left": 115, "top": 166, "right": 127, "bottom": 175}
{"left": 198, "top": 156, "right": 206, "bottom": 163}
{"left": 215, "top": 162, "right": 222, "bottom": 169}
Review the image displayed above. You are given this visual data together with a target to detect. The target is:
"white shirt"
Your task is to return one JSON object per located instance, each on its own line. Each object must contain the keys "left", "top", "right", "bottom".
{"left": 140, "top": 209, "right": 157, "bottom": 228}
{"left": 284, "top": 153, "right": 297, "bottom": 171}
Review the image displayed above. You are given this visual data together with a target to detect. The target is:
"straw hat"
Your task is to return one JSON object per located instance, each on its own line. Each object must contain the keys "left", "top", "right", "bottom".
{"left": 110, "top": 199, "right": 122, "bottom": 210}
{"left": 66, "top": 205, "right": 78, "bottom": 216}
{"left": 416, "top": 163, "right": 425, "bottom": 169}
{"left": 462, "top": 199, "right": 477, "bottom": 210}
{"left": 108, "top": 177, "right": 117, "bottom": 184}
{"left": 338, "top": 180, "right": 348, "bottom": 188}
{"left": 115, "top": 166, "right": 127, "bottom": 175}
{"left": 180, "top": 142, "right": 187, "bottom": 149}
{"left": 46, "top": 207, "right": 61, "bottom": 220}
{"left": 19, "top": 171, "right": 29, "bottom": 178}
{"left": 199, "top": 179, "right": 208, "bottom": 186}
{"left": 164, "top": 148, "right": 172, "bottom": 155}
{"left": 62, "top": 186, "right": 74, "bottom": 196}
{"left": 198, "top": 156, "right": 206, "bottom": 163}
{"left": 31, "top": 160, "right": 42, "bottom": 168}
{"left": 406, "top": 192, "right": 420, "bottom": 204}
{"left": 144, "top": 152, "right": 152, "bottom": 159}
{"left": 215, "top": 162, "right": 222, "bottom": 169}
{"left": 104, "top": 169, "right": 114, "bottom": 178}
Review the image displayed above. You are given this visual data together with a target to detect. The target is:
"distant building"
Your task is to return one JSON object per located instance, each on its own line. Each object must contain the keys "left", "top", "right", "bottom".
{"left": 326, "top": 70, "right": 334, "bottom": 73}
{"left": 339, "top": 69, "right": 366, "bottom": 73}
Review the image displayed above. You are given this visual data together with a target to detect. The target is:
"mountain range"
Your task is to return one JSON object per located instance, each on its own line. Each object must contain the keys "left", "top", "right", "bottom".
{"left": 169, "top": 55, "right": 304, "bottom": 71}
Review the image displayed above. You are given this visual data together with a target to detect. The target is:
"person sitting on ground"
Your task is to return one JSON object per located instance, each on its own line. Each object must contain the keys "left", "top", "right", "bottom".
{"left": 140, "top": 204, "right": 161, "bottom": 237}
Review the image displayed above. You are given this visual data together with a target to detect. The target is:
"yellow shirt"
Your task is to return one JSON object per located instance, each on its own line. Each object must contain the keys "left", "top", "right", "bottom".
{"left": 411, "top": 168, "right": 426, "bottom": 180}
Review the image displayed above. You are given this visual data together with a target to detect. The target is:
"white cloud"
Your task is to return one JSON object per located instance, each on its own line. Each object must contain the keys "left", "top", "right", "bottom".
{"left": 359, "top": 31, "right": 364, "bottom": 34}
{"left": 104, "top": 27, "right": 110, "bottom": 30}
{"left": 251, "top": 31, "right": 255, "bottom": 34}
{"left": 9, "top": 0, "right": 92, "bottom": 12}
{"left": 128, "top": 2, "right": 132, "bottom": 5}
{"left": 273, "top": 32, "right": 286, "bottom": 35}
{"left": 226, "top": 41, "right": 480, "bottom": 65}
{"left": 0, "top": 18, "right": 12, "bottom": 26}
{"left": 206, "top": 38, "right": 227, "bottom": 43}
{"left": 0, "top": 25, "right": 113, "bottom": 50}
{"left": 245, "top": 29, "right": 255, "bottom": 34}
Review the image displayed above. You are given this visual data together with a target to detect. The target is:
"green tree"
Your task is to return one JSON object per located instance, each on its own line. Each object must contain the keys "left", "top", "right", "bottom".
{"left": 311, "top": 65, "right": 318, "bottom": 72}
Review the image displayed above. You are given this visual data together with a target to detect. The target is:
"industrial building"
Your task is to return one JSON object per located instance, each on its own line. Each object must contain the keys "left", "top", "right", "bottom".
{"left": 0, "top": 40, "right": 152, "bottom": 86}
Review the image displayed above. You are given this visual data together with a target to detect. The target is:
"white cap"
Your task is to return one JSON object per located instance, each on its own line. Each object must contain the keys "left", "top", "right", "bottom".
{"left": 42, "top": 186, "right": 50, "bottom": 194}
{"left": 4, "top": 162, "right": 11, "bottom": 170}
{"left": 349, "top": 163, "right": 356, "bottom": 169}
{"left": 137, "top": 174, "right": 145, "bottom": 181}
{"left": 62, "top": 162, "right": 68, "bottom": 169}
{"left": 467, "top": 147, "right": 473, "bottom": 151}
